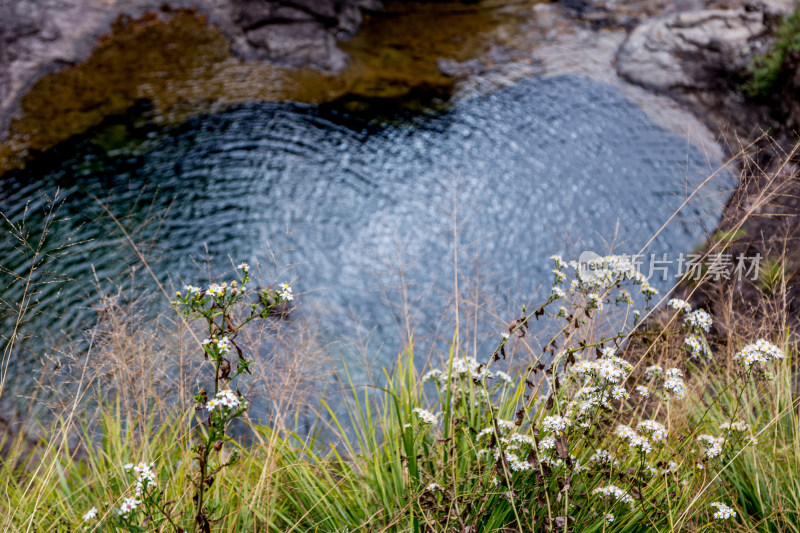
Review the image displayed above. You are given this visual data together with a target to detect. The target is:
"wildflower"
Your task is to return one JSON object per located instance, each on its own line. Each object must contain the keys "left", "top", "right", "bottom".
{"left": 425, "top": 483, "right": 444, "bottom": 492}
{"left": 495, "top": 370, "right": 513, "bottom": 383}
{"left": 605, "top": 513, "right": 615, "bottom": 523}
{"left": 663, "top": 369, "right": 687, "bottom": 400}
{"left": 640, "top": 282, "right": 659, "bottom": 297}
{"left": 684, "top": 334, "right": 712, "bottom": 360}
{"left": 119, "top": 497, "right": 141, "bottom": 517}
{"left": 553, "top": 269, "right": 566, "bottom": 283}
{"left": 207, "top": 282, "right": 228, "bottom": 297}
{"left": 635, "top": 385, "right": 650, "bottom": 397}
{"left": 542, "top": 415, "right": 570, "bottom": 434}
{"left": 552, "top": 286, "right": 566, "bottom": 299}
{"left": 413, "top": 408, "right": 438, "bottom": 425}
{"left": 422, "top": 368, "right": 444, "bottom": 384}
{"left": 710, "top": 502, "right": 736, "bottom": 520}
{"left": 637, "top": 420, "right": 667, "bottom": 442}
{"left": 733, "top": 339, "right": 784, "bottom": 369}
{"left": 645, "top": 365, "right": 663, "bottom": 378}
{"left": 719, "top": 421, "right": 749, "bottom": 433}
{"left": 504, "top": 451, "right": 534, "bottom": 472}
{"left": 496, "top": 419, "right": 516, "bottom": 430}
{"left": 593, "top": 485, "right": 634, "bottom": 508}
{"left": 589, "top": 449, "right": 617, "bottom": 466}
{"left": 123, "top": 463, "right": 134, "bottom": 470}
{"left": 278, "top": 283, "right": 294, "bottom": 302}
{"left": 629, "top": 435, "right": 653, "bottom": 454}
{"left": 669, "top": 298, "right": 692, "bottom": 313}
{"left": 696, "top": 463, "right": 704, "bottom": 470}
{"left": 557, "top": 305, "right": 568, "bottom": 317}
{"left": 502, "top": 332, "right": 511, "bottom": 341}
{"left": 611, "top": 386, "right": 629, "bottom": 400}
{"left": 684, "top": 309, "right": 712, "bottom": 333}
{"left": 551, "top": 254, "right": 566, "bottom": 269}
{"left": 217, "top": 336, "right": 231, "bottom": 355}
{"left": 82, "top": 507, "right": 98, "bottom": 521}
{"left": 207, "top": 389, "right": 244, "bottom": 414}
{"left": 588, "top": 293, "right": 603, "bottom": 311}
{"left": 450, "top": 356, "right": 491, "bottom": 380}
{"left": 538, "top": 437, "right": 556, "bottom": 453}
{"left": 476, "top": 428, "right": 494, "bottom": 442}
{"left": 510, "top": 433, "right": 535, "bottom": 447}
{"left": 697, "top": 434, "right": 726, "bottom": 459}
{"left": 237, "top": 262, "right": 249, "bottom": 271}
{"left": 183, "top": 284, "right": 201, "bottom": 295}
{"left": 633, "top": 309, "right": 641, "bottom": 322}
{"left": 617, "top": 289, "right": 634, "bottom": 304}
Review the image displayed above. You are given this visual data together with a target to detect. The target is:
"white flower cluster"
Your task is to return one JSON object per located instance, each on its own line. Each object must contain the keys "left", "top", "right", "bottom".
{"left": 202, "top": 335, "right": 231, "bottom": 356}
{"left": 611, "top": 386, "right": 629, "bottom": 400}
{"left": 719, "top": 421, "right": 749, "bottom": 432}
{"left": 551, "top": 255, "right": 566, "bottom": 269}
{"left": 645, "top": 365, "right": 663, "bottom": 378}
{"left": 662, "top": 368, "right": 687, "bottom": 400}
{"left": 422, "top": 356, "right": 512, "bottom": 391}
{"left": 592, "top": 485, "right": 635, "bottom": 508}
{"left": 503, "top": 450, "right": 536, "bottom": 472}
{"left": 542, "top": 415, "right": 571, "bottom": 435}
{"left": 119, "top": 496, "right": 141, "bottom": 518}
{"left": 637, "top": 420, "right": 668, "bottom": 443}
{"left": 538, "top": 436, "right": 556, "bottom": 453}
{"left": 207, "top": 389, "right": 244, "bottom": 413}
{"left": 82, "top": 507, "right": 98, "bottom": 521}
{"left": 733, "top": 339, "right": 784, "bottom": 369}
{"left": 615, "top": 424, "right": 652, "bottom": 454}
{"left": 571, "top": 353, "right": 633, "bottom": 386}
{"left": 278, "top": 283, "right": 294, "bottom": 302}
{"left": 589, "top": 449, "right": 619, "bottom": 467}
{"left": 669, "top": 298, "right": 692, "bottom": 313}
{"left": 208, "top": 282, "right": 230, "bottom": 297}
{"left": 684, "top": 310, "right": 712, "bottom": 333}
{"left": 123, "top": 462, "right": 156, "bottom": 494}
{"left": 568, "top": 255, "right": 658, "bottom": 299}
{"left": 697, "top": 434, "right": 727, "bottom": 459}
{"left": 684, "top": 334, "right": 712, "bottom": 360}
{"left": 564, "top": 386, "right": 611, "bottom": 427}
{"left": 635, "top": 385, "right": 650, "bottom": 397}
{"left": 710, "top": 501, "right": 737, "bottom": 520}
{"left": 413, "top": 408, "right": 438, "bottom": 425}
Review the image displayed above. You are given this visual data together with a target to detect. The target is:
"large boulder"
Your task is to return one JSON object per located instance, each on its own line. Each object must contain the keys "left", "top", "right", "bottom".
{"left": 616, "top": 7, "right": 770, "bottom": 93}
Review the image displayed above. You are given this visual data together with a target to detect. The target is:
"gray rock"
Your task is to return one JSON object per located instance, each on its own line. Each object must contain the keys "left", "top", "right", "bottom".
{"left": 616, "top": 8, "right": 769, "bottom": 92}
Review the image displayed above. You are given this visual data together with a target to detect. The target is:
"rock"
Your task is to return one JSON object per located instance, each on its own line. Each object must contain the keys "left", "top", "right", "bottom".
{"left": 616, "top": 8, "right": 770, "bottom": 93}
{"left": 0, "top": 0, "right": 382, "bottom": 139}
{"left": 234, "top": 0, "right": 380, "bottom": 69}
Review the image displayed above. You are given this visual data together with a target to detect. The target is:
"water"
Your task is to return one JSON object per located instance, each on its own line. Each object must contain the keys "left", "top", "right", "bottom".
{"left": 0, "top": 75, "right": 728, "bottom": 398}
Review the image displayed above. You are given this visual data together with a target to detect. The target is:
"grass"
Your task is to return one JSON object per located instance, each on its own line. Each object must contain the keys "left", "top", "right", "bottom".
{"left": 1, "top": 150, "right": 799, "bottom": 532}
{"left": 746, "top": 5, "right": 800, "bottom": 98}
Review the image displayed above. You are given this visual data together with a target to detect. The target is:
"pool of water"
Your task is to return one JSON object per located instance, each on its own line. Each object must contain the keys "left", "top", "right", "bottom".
{"left": 0, "top": 74, "right": 728, "bottom": 399}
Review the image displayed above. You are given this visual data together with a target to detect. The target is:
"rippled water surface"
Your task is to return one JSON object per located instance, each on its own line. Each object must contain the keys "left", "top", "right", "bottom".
{"left": 1, "top": 75, "right": 727, "bottom": 391}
